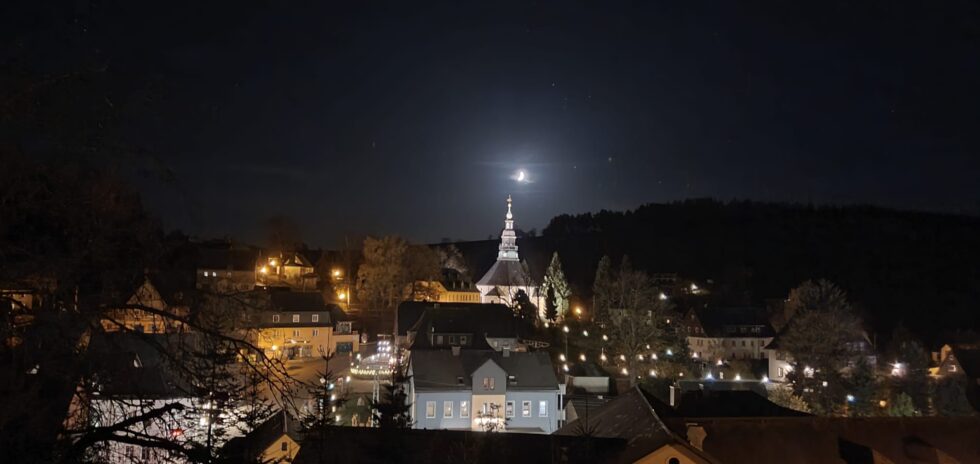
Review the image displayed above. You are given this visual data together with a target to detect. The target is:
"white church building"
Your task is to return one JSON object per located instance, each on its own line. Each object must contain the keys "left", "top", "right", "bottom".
{"left": 476, "top": 196, "right": 546, "bottom": 312}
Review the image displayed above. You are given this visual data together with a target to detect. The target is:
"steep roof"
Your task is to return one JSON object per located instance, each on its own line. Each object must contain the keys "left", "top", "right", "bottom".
{"left": 948, "top": 344, "right": 980, "bottom": 378}
{"left": 690, "top": 307, "right": 775, "bottom": 338}
{"left": 555, "top": 386, "right": 698, "bottom": 463}
{"left": 396, "top": 301, "right": 517, "bottom": 337}
{"left": 88, "top": 332, "right": 198, "bottom": 398}
{"left": 410, "top": 350, "right": 558, "bottom": 391}
{"left": 408, "top": 303, "right": 519, "bottom": 338}
{"left": 648, "top": 389, "right": 810, "bottom": 418}
{"left": 293, "top": 427, "right": 626, "bottom": 464}
{"left": 269, "top": 290, "right": 330, "bottom": 312}
{"left": 476, "top": 259, "right": 533, "bottom": 288}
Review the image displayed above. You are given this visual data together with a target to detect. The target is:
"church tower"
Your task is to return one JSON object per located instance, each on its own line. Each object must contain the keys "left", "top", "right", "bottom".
{"left": 497, "top": 195, "right": 519, "bottom": 261}
{"left": 476, "top": 195, "right": 543, "bottom": 311}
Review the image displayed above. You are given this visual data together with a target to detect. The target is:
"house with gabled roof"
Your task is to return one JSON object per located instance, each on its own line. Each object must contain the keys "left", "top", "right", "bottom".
{"left": 396, "top": 301, "right": 524, "bottom": 351}
{"left": 408, "top": 348, "right": 560, "bottom": 433}
{"left": 101, "top": 272, "right": 193, "bottom": 334}
{"left": 684, "top": 307, "right": 775, "bottom": 364}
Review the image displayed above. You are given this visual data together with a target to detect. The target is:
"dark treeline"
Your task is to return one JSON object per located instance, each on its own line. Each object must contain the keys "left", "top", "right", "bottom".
{"left": 510, "top": 199, "right": 979, "bottom": 345}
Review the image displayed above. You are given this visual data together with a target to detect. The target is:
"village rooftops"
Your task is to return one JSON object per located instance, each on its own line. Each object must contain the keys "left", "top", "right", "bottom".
{"left": 222, "top": 410, "right": 302, "bottom": 462}
{"left": 410, "top": 349, "right": 557, "bottom": 391}
{"left": 396, "top": 301, "right": 516, "bottom": 337}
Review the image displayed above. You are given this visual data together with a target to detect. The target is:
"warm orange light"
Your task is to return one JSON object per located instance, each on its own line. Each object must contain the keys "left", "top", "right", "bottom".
{"left": 270, "top": 259, "right": 278, "bottom": 266}
{"left": 574, "top": 306, "right": 583, "bottom": 316}
{"left": 337, "top": 292, "right": 347, "bottom": 300}
{"left": 332, "top": 269, "right": 342, "bottom": 277}
{"left": 260, "top": 266, "right": 269, "bottom": 274}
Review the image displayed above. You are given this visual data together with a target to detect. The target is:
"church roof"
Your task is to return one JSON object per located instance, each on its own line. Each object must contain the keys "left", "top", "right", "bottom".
{"left": 476, "top": 259, "right": 533, "bottom": 287}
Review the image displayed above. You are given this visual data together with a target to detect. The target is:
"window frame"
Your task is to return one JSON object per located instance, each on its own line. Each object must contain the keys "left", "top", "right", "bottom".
{"left": 312, "top": 314, "right": 319, "bottom": 323}
{"left": 522, "top": 401, "right": 531, "bottom": 417}
{"left": 505, "top": 401, "right": 515, "bottom": 418}
{"left": 425, "top": 401, "right": 436, "bottom": 418}
{"left": 539, "top": 400, "right": 548, "bottom": 417}
{"left": 443, "top": 401, "right": 453, "bottom": 418}
{"left": 292, "top": 314, "right": 300, "bottom": 323}
{"left": 460, "top": 400, "right": 469, "bottom": 418}
{"left": 272, "top": 314, "right": 280, "bottom": 323}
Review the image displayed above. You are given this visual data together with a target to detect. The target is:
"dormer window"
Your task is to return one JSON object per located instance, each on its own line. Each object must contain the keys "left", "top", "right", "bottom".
{"left": 312, "top": 314, "right": 319, "bottom": 323}
{"left": 292, "top": 314, "right": 300, "bottom": 323}
{"left": 272, "top": 315, "right": 280, "bottom": 323}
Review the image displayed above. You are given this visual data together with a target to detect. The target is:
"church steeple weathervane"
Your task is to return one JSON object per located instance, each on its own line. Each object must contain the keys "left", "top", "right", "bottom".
{"left": 497, "top": 195, "right": 519, "bottom": 261}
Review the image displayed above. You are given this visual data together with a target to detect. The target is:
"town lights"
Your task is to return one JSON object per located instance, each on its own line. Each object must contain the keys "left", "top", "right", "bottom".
{"left": 879, "top": 400, "right": 887, "bottom": 408}
{"left": 575, "top": 307, "right": 583, "bottom": 316}
{"left": 602, "top": 334, "right": 608, "bottom": 341}
{"left": 649, "top": 369, "right": 657, "bottom": 377}
{"left": 579, "top": 354, "right": 586, "bottom": 362}
{"left": 618, "top": 354, "right": 626, "bottom": 361}
{"left": 337, "top": 291, "right": 347, "bottom": 300}
{"left": 705, "top": 372, "right": 714, "bottom": 380}
{"left": 600, "top": 353, "right": 607, "bottom": 362}
{"left": 846, "top": 394, "right": 855, "bottom": 403}
{"left": 582, "top": 330, "right": 589, "bottom": 337}
{"left": 260, "top": 266, "right": 269, "bottom": 274}
{"left": 332, "top": 269, "right": 342, "bottom": 277}
{"left": 637, "top": 354, "right": 645, "bottom": 361}
{"left": 562, "top": 363, "right": 569, "bottom": 372}
{"left": 559, "top": 354, "right": 566, "bottom": 362}
{"left": 761, "top": 376, "right": 769, "bottom": 383}
{"left": 716, "top": 359, "right": 723, "bottom": 366}
{"left": 270, "top": 259, "right": 277, "bottom": 266}
{"left": 659, "top": 292, "right": 668, "bottom": 300}
{"left": 271, "top": 345, "right": 278, "bottom": 351}
{"left": 621, "top": 368, "right": 628, "bottom": 375}
{"left": 666, "top": 349, "right": 673, "bottom": 356}
{"left": 735, "top": 374, "right": 742, "bottom": 381}
{"left": 562, "top": 326, "right": 569, "bottom": 333}
{"left": 651, "top": 353, "right": 658, "bottom": 360}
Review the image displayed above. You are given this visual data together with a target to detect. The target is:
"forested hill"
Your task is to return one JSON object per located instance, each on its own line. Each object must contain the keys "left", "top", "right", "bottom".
{"left": 466, "top": 199, "right": 980, "bottom": 344}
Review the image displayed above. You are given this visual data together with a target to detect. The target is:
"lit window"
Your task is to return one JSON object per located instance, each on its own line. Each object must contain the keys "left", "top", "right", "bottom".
{"left": 443, "top": 401, "right": 453, "bottom": 418}
{"left": 460, "top": 336, "right": 468, "bottom": 345}
{"left": 426, "top": 401, "right": 436, "bottom": 418}
{"left": 522, "top": 401, "right": 531, "bottom": 417}
{"left": 505, "top": 401, "right": 515, "bottom": 418}
{"left": 460, "top": 401, "right": 469, "bottom": 418}
{"left": 539, "top": 400, "right": 548, "bottom": 417}
{"left": 483, "top": 377, "right": 495, "bottom": 390}
{"left": 292, "top": 314, "right": 300, "bottom": 323}
{"left": 777, "top": 367, "right": 784, "bottom": 378}
{"left": 272, "top": 315, "right": 280, "bottom": 323}
{"left": 312, "top": 314, "right": 319, "bottom": 323}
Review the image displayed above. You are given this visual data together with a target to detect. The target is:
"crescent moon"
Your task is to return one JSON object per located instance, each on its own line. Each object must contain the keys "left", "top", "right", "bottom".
{"left": 517, "top": 170, "right": 526, "bottom": 181}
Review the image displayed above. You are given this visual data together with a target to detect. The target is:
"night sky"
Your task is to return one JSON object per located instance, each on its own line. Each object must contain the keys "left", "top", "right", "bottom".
{"left": 5, "top": 1, "right": 979, "bottom": 247}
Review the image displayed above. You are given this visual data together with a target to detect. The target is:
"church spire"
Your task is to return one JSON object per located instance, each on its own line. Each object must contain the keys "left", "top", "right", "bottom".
{"left": 497, "top": 195, "right": 519, "bottom": 261}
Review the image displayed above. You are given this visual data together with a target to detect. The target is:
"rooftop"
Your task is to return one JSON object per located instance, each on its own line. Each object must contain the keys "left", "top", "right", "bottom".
{"left": 410, "top": 349, "right": 558, "bottom": 391}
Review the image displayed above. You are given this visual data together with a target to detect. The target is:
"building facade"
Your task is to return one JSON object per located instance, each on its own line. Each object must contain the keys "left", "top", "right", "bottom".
{"left": 408, "top": 349, "right": 560, "bottom": 433}
{"left": 252, "top": 291, "right": 359, "bottom": 359}
{"left": 684, "top": 307, "right": 775, "bottom": 362}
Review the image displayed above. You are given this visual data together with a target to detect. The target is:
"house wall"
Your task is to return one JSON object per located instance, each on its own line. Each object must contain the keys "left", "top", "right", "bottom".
{"left": 688, "top": 336, "right": 772, "bottom": 361}
{"left": 413, "top": 391, "right": 473, "bottom": 430}
{"left": 257, "top": 326, "right": 334, "bottom": 359}
{"left": 767, "top": 350, "right": 794, "bottom": 381}
{"left": 261, "top": 435, "right": 300, "bottom": 463}
{"left": 502, "top": 390, "right": 559, "bottom": 433}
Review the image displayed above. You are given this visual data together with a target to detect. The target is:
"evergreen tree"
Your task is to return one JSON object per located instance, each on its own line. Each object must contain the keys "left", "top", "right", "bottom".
{"left": 371, "top": 368, "right": 413, "bottom": 429}
{"left": 544, "top": 286, "right": 559, "bottom": 323}
{"left": 887, "top": 393, "right": 920, "bottom": 417}
{"left": 592, "top": 256, "right": 613, "bottom": 323}
{"left": 543, "top": 252, "right": 571, "bottom": 319}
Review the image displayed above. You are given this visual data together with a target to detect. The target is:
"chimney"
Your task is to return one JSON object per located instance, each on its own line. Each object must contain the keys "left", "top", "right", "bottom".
{"left": 451, "top": 346, "right": 461, "bottom": 356}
